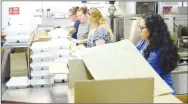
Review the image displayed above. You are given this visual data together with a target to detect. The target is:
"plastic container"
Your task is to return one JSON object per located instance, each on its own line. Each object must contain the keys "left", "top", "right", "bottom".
{"left": 6, "top": 77, "right": 30, "bottom": 89}
{"left": 53, "top": 49, "right": 70, "bottom": 59}
{"left": 31, "top": 70, "right": 52, "bottom": 79}
{"left": 30, "top": 79, "right": 54, "bottom": 88}
{"left": 5, "top": 35, "right": 30, "bottom": 43}
{"left": 50, "top": 38, "right": 71, "bottom": 49}
{"left": 30, "top": 62, "right": 51, "bottom": 71}
{"left": 48, "top": 29, "right": 69, "bottom": 38}
{"left": 30, "top": 52, "right": 52, "bottom": 63}
{"left": 53, "top": 74, "right": 68, "bottom": 83}
{"left": 4, "top": 25, "right": 33, "bottom": 36}
{"left": 30, "top": 42, "right": 54, "bottom": 53}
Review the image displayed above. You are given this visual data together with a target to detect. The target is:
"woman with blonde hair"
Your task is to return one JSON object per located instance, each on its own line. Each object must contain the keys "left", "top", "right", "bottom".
{"left": 87, "top": 8, "right": 114, "bottom": 48}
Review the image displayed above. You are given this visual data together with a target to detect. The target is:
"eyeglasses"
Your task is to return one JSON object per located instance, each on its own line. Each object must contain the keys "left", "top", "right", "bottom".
{"left": 69, "top": 13, "right": 76, "bottom": 17}
{"left": 139, "top": 26, "right": 147, "bottom": 31}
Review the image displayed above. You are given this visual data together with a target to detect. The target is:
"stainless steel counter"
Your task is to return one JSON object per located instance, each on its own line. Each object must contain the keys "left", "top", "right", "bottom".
{"left": 2, "top": 83, "right": 68, "bottom": 103}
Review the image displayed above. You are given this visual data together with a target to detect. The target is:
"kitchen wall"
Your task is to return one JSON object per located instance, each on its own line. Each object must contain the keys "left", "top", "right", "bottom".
{"left": 2, "top": 1, "right": 187, "bottom": 29}
{"left": 2, "top": 1, "right": 128, "bottom": 29}
{"left": 2, "top": 1, "right": 111, "bottom": 29}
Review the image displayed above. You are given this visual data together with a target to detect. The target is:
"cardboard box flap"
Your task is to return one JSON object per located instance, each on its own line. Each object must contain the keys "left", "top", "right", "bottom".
{"left": 154, "top": 94, "right": 182, "bottom": 103}
{"left": 68, "top": 59, "right": 94, "bottom": 89}
{"left": 82, "top": 40, "right": 173, "bottom": 96}
{"left": 74, "top": 77, "right": 154, "bottom": 103}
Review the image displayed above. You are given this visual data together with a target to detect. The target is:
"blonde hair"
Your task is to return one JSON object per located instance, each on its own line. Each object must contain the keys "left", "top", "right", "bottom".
{"left": 89, "top": 8, "right": 114, "bottom": 41}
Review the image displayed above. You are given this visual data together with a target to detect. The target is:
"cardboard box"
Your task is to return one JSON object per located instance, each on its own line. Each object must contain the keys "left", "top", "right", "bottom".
{"left": 68, "top": 69, "right": 154, "bottom": 103}
{"left": 154, "top": 94, "right": 182, "bottom": 103}
{"left": 67, "top": 40, "right": 178, "bottom": 103}
{"left": 33, "top": 32, "right": 51, "bottom": 42}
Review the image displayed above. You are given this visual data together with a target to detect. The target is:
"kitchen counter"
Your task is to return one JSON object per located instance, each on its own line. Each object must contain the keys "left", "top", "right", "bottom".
{"left": 2, "top": 83, "right": 68, "bottom": 103}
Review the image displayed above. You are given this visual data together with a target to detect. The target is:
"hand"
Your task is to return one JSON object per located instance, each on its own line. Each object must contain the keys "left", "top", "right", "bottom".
{"left": 71, "top": 39, "right": 80, "bottom": 43}
{"left": 79, "top": 39, "right": 87, "bottom": 44}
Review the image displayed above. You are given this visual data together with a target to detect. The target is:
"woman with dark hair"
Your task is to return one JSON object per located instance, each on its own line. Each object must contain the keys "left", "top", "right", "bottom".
{"left": 136, "top": 12, "right": 179, "bottom": 95}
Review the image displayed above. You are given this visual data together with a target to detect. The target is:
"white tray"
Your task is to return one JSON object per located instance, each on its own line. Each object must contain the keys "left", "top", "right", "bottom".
{"left": 30, "top": 62, "right": 51, "bottom": 71}
{"left": 54, "top": 74, "right": 68, "bottom": 83}
{"left": 31, "top": 70, "right": 52, "bottom": 79}
{"left": 30, "top": 52, "right": 52, "bottom": 63}
{"left": 48, "top": 29, "right": 69, "bottom": 38}
{"left": 4, "top": 25, "right": 33, "bottom": 36}
{"left": 30, "top": 79, "right": 54, "bottom": 88}
{"left": 6, "top": 77, "right": 30, "bottom": 89}
{"left": 53, "top": 49, "right": 70, "bottom": 59}
{"left": 30, "top": 42, "right": 53, "bottom": 53}
{"left": 5, "top": 35, "right": 30, "bottom": 43}
{"left": 50, "top": 39, "right": 70, "bottom": 49}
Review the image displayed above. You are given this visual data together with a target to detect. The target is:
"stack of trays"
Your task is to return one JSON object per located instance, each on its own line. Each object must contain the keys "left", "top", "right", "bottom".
{"left": 49, "top": 38, "right": 70, "bottom": 83}
{"left": 29, "top": 28, "right": 71, "bottom": 87}
{"left": 30, "top": 42, "right": 54, "bottom": 88}
{"left": 4, "top": 25, "right": 34, "bottom": 43}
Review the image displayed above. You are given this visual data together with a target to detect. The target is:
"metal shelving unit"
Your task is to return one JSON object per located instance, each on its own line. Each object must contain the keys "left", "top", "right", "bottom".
{"left": 1, "top": 25, "right": 38, "bottom": 81}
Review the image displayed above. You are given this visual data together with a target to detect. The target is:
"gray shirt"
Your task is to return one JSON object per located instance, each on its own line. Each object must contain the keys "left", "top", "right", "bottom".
{"left": 77, "top": 21, "right": 90, "bottom": 40}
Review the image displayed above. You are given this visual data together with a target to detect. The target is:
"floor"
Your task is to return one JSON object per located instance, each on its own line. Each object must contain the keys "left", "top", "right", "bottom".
{"left": 2, "top": 82, "right": 68, "bottom": 103}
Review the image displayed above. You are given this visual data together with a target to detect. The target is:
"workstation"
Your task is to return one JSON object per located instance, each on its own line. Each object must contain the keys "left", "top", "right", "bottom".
{"left": 1, "top": 0, "right": 188, "bottom": 103}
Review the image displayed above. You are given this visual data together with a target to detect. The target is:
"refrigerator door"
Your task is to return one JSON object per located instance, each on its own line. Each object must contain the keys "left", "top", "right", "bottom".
{"left": 124, "top": 16, "right": 141, "bottom": 45}
{"left": 113, "top": 17, "right": 124, "bottom": 42}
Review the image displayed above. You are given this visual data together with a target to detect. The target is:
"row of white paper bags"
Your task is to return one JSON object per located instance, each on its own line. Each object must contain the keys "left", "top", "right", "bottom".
{"left": 30, "top": 38, "right": 71, "bottom": 53}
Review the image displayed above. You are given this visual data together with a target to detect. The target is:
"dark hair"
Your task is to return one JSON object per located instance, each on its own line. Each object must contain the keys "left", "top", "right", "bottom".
{"left": 142, "top": 12, "right": 179, "bottom": 75}
{"left": 69, "top": 6, "right": 79, "bottom": 15}
{"left": 77, "top": 6, "right": 88, "bottom": 15}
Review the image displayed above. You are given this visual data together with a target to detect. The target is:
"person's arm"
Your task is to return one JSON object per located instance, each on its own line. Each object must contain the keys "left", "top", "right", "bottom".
{"left": 68, "top": 27, "right": 76, "bottom": 35}
{"left": 70, "top": 21, "right": 81, "bottom": 39}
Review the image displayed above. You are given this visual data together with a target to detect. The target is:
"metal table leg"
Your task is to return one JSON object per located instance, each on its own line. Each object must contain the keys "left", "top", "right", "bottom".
{"left": 1, "top": 48, "right": 11, "bottom": 82}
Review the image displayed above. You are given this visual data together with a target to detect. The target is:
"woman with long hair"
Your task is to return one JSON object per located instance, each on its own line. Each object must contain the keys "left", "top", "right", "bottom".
{"left": 136, "top": 12, "right": 179, "bottom": 95}
{"left": 87, "top": 8, "right": 114, "bottom": 48}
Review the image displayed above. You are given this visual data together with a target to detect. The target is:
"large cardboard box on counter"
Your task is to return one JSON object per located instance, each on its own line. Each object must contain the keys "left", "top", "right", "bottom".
{"left": 67, "top": 40, "right": 182, "bottom": 103}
